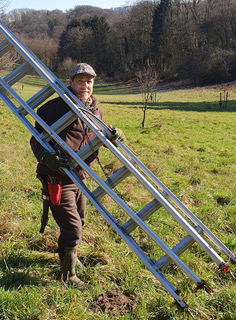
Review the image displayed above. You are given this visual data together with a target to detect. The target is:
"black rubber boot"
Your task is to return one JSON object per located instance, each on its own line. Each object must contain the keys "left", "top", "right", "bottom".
{"left": 60, "top": 246, "right": 85, "bottom": 287}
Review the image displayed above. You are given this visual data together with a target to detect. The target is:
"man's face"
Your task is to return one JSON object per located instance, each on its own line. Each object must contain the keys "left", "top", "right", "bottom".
{"left": 70, "top": 74, "right": 94, "bottom": 101}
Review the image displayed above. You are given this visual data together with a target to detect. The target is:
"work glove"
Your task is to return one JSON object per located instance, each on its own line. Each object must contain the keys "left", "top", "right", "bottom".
{"left": 40, "top": 152, "right": 70, "bottom": 175}
{"left": 114, "top": 127, "right": 126, "bottom": 142}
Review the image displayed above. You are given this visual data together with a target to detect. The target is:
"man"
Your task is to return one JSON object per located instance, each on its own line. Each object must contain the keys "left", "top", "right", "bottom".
{"left": 30, "top": 63, "right": 106, "bottom": 287}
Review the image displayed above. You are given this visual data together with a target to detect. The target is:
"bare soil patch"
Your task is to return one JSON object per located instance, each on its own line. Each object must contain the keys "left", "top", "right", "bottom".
{"left": 91, "top": 289, "right": 134, "bottom": 316}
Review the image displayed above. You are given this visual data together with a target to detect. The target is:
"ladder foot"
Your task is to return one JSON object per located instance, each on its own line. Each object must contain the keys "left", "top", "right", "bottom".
{"left": 220, "top": 263, "right": 230, "bottom": 274}
{"left": 196, "top": 281, "right": 212, "bottom": 295}
{"left": 175, "top": 289, "right": 181, "bottom": 296}
{"left": 173, "top": 299, "right": 188, "bottom": 310}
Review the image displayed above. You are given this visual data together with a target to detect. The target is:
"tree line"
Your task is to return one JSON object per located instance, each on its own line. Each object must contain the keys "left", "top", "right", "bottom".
{"left": 1, "top": 0, "right": 236, "bottom": 85}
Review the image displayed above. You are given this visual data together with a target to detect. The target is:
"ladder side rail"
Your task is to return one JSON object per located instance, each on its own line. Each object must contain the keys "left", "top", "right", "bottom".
{"left": 77, "top": 107, "right": 113, "bottom": 132}
{"left": 3, "top": 82, "right": 203, "bottom": 289}
{"left": 58, "top": 92, "right": 113, "bottom": 137}
{"left": 93, "top": 138, "right": 227, "bottom": 267}
{"left": 0, "top": 77, "right": 80, "bottom": 156}
{"left": 0, "top": 22, "right": 113, "bottom": 138}
{"left": 63, "top": 162, "right": 205, "bottom": 285}
{"left": 0, "top": 22, "right": 101, "bottom": 128}
{"left": 0, "top": 71, "right": 229, "bottom": 268}
{"left": 44, "top": 99, "right": 228, "bottom": 269}
{"left": 59, "top": 170, "right": 187, "bottom": 308}
{"left": 0, "top": 21, "right": 55, "bottom": 82}
{"left": 116, "top": 140, "right": 236, "bottom": 263}
{"left": 0, "top": 77, "right": 107, "bottom": 161}
{"left": 0, "top": 90, "right": 55, "bottom": 153}
{"left": 0, "top": 86, "right": 188, "bottom": 309}
{"left": 0, "top": 22, "right": 84, "bottom": 117}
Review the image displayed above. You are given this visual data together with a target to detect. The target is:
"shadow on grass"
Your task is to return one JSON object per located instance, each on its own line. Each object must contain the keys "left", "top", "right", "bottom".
{"left": 0, "top": 270, "right": 43, "bottom": 289}
{"left": 102, "top": 100, "right": 236, "bottom": 112}
{"left": 21, "top": 77, "right": 138, "bottom": 95}
{"left": 0, "top": 255, "right": 53, "bottom": 290}
{"left": 94, "top": 81, "right": 139, "bottom": 95}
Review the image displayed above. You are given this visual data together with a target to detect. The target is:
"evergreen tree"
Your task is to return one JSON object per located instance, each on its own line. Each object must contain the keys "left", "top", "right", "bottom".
{"left": 151, "top": 0, "right": 171, "bottom": 72}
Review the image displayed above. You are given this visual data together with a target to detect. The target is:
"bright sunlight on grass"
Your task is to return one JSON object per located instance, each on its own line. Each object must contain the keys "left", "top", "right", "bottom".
{"left": 0, "top": 75, "right": 236, "bottom": 319}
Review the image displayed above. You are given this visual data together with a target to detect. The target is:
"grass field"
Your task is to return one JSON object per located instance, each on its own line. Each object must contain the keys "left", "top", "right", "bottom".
{"left": 0, "top": 75, "right": 236, "bottom": 320}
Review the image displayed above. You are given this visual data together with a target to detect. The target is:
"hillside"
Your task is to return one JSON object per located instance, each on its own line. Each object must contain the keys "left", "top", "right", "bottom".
{"left": 1, "top": 0, "right": 235, "bottom": 84}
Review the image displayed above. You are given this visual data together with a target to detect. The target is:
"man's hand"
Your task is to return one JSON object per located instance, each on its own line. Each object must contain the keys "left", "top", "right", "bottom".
{"left": 41, "top": 152, "right": 70, "bottom": 175}
{"left": 114, "top": 127, "right": 126, "bottom": 142}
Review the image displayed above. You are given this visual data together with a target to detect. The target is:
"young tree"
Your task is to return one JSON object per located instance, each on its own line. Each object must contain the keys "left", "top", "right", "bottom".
{"left": 137, "top": 60, "right": 158, "bottom": 128}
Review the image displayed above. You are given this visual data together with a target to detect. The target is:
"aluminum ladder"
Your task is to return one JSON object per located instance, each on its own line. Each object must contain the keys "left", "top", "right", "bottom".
{"left": 0, "top": 20, "right": 235, "bottom": 309}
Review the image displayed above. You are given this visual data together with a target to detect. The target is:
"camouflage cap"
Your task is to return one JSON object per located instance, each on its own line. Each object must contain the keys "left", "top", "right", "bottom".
{"left": 70, "top": 63, "right": 96, "bottom": 78}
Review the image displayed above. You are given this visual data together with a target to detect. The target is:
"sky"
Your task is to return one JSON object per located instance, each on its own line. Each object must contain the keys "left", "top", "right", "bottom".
{"left": 6, "top": 0, "right": 134, "bottom": 12}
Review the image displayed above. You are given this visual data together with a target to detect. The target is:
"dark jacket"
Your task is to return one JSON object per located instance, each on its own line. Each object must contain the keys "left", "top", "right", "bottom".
{"left": 30, "top": 92, "right": 104, "bottom": 177}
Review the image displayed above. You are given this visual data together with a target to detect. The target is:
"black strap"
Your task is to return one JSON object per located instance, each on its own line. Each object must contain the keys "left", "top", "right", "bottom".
{"left": 37, "top": 174, "right": 50, "bottom": 233}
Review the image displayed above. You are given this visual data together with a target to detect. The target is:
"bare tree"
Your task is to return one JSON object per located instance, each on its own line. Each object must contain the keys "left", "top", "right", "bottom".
{"left": 0, "top": 0, "right": 9, "bottom": 12}
{"left": 1, "top": 0, "right": 235, "bottom": 84}
{"left": 137, "top": 60, "right": 158, "bottom": 128}
{"left": 0, "top": 1, "right": 20, "bottom": 73}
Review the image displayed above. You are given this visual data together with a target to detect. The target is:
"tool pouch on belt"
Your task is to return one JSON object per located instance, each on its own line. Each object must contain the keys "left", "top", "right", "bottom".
{"left": 47, "top": 176, "right": 62, "bottom": 206}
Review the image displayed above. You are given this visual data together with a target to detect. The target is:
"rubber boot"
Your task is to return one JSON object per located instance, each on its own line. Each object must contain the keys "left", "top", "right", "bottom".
{"left": 61, "top": 246, "right": 85, "bottom": 287}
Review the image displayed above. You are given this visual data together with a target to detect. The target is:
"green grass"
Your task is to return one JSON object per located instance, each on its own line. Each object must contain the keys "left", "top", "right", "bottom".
{"left": 0, "top": 75, "right": 236, "bottom": 319}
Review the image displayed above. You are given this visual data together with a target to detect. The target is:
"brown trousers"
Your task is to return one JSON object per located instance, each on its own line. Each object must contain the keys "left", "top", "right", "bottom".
{"left": 49, "top": 179, "right": 87, "bottom": 255}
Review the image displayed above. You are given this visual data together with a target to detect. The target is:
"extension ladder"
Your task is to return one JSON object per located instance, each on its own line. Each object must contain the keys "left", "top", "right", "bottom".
{"left": 0, "top": 20, "right": 235, "bottom": 309}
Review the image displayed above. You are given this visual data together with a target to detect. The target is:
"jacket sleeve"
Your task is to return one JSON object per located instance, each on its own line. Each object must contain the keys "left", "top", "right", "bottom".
{"left": 30, "top": 136, "right": 47, "bottom": 162}
{"left": 30, "top": 105, "right": 49, "bottom": 162}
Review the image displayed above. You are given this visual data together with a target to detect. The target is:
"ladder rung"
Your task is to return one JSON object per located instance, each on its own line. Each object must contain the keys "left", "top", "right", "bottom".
{"left": 92, "top": 166, "right": 131, "bottom": 200}
{"left": 0, "top": 39, "right": 12, "bottom": 57}
{"left": 0, "top": 89, "right": 18, "bottom": 111}
{"left": 40, "top": 110, "right": 78, "bottom": 142}
{"left": 4, "top": 61, "right": 32, "bottom": 87}
{"left": 154, "top": 226, "right": 203, "bottom": 270}
{"left": 27, "top": 85, "right": 55, "bottom": 109}
{"left": 71, "top": 137, "right": 103, "bottom": 168}
{"left": 18, "top": 85, "right": 55, "bottom": 116}
{"left": 123, "top": 198, "right": 163, "bottom": 234}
